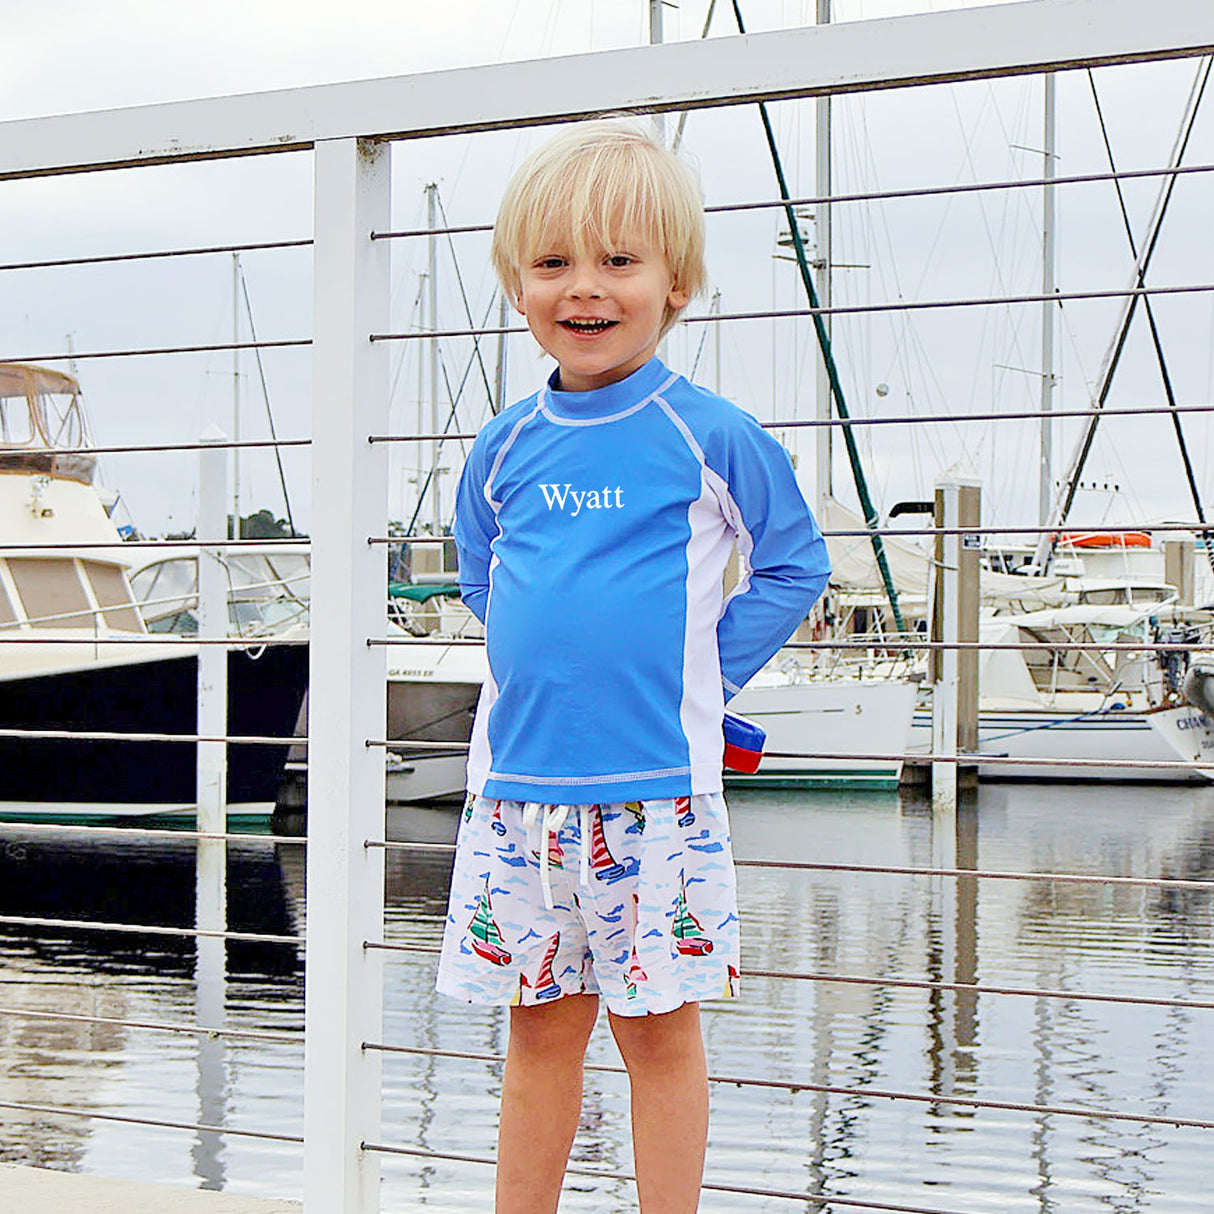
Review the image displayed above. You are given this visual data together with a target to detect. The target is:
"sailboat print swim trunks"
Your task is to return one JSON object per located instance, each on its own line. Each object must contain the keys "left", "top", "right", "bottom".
{"left": 436, "top": 794, "right": 740, "bottom": 1017}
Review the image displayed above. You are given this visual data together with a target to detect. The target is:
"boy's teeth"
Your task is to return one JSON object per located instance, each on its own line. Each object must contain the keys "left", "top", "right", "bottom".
{"left": 564, "top": 319, "right": 614, "bottom": 332}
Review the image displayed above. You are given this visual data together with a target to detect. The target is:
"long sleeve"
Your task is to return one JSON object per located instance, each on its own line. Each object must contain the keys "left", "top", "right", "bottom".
{"left": 707, "top": 415, "right": 831, "bottom": 698}
{"left": 452, "top": 433, "right": 498, "bottom": 624}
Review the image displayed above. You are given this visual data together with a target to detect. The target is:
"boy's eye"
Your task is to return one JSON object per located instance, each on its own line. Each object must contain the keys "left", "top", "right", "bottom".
{"left": 535, "top": 256, "right": 566, "bottom": 269}
{"left": 606, "top": 254, "right": 634, "bottom": 268}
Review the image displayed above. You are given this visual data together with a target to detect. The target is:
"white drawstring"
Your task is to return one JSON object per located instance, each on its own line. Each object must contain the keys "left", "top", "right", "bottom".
{"left": 579, "top": 805, "right": 591, "bottom": 890}
{"left": 522, "top": 802, "right": 591, "bottom": 910}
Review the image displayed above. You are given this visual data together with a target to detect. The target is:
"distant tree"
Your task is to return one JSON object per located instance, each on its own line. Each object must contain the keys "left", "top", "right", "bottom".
{"left": 238, "top": 509, "right": 299, "bottom": 539}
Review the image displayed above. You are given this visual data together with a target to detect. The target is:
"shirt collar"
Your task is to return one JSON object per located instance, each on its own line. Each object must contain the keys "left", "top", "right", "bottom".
{"left": 542, "top": 357, "right": 674, "bottom": 420}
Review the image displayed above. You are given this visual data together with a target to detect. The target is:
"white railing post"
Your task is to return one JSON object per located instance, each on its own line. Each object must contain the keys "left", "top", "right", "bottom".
{"left": 195, "top": 424, "right": 230, "bottom": 1188}
{"left": 197, "top": 424, "right": 230, "bottom": 831}
{"left": 304, "top": 135, "right": 390, "bottom": 1214}
{"left": 931, "top": 472, "right": 961, "bottom": 813}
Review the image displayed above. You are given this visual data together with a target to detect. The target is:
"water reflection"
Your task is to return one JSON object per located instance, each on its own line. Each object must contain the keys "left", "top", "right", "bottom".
{"left": 0, "top": 783, "right": 1210, "bottom": 1209}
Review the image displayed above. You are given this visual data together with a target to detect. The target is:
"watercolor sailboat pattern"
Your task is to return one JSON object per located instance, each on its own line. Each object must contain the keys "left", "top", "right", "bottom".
{"left": 437, "top": 793, "right": 740, "bottom": 1016}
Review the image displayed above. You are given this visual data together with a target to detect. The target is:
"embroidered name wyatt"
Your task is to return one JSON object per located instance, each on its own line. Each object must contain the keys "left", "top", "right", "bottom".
{"left": 538, "top": 484, "right": 625, "bottom": 517}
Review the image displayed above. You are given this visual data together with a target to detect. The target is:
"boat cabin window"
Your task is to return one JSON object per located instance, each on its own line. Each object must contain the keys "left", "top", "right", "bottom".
{"left": 1078, "top": 588, "right": 1125, "bottom": 606}
{"left": 37, "top": 387, "right": 86, "bottom": 449}
{"left": 7, "top": 557, "right": 94, "bottom": 628}
{"left": 82, "top": 561, "right": 143, "bottom": 632}
{"left": 1127, "top": 585, "right": 1172, "bottom": 606}
{"left": 0, "top": 394, "right": 34, "bottom": 445}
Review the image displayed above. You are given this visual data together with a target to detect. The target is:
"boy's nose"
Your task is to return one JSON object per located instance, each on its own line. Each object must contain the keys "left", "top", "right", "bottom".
{"left": 566, "top": 265, "right": 604, "bottom": 298}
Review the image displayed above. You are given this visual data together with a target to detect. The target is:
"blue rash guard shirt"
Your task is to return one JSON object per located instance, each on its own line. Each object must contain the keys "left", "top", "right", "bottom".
{"left": 454, "top": 357, "right": 831, "bottom": 803}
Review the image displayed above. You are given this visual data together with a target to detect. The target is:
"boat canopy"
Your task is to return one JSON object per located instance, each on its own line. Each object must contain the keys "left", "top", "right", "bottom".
{"left": 389, "top": 581, "right": 461, "bottom": 603}
{"left": 0, "top": 363, "right": 95, "bottom": 484}
{"left": 822, "top": 499, "right": 1067, "bottom": 612}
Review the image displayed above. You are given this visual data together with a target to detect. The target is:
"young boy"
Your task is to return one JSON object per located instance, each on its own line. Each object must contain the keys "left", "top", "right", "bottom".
{"left": 437, "top": 120, "right": 830, "bottom": 1214}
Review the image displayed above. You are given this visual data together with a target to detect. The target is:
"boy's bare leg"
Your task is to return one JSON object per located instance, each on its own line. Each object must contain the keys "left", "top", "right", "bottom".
{"left": 608, "top": 1002, "right": 708, "bottom": 1214}
{"left": 496, "top": 993, "right": 600, "bottom": 1214}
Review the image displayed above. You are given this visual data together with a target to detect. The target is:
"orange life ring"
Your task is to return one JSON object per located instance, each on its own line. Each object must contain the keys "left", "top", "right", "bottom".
{"left": 1058, "top": 531, "right": 1151, "bottom": 549}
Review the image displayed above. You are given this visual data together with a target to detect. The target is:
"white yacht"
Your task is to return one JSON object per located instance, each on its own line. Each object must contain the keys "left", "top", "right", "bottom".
{"left": 0, "top": 363, "right": 308, "bottom": 821}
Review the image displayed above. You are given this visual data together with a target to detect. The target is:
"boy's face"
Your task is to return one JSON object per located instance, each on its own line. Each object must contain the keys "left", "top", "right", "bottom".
{"left": 514, "top": 228, "right": 689, "bottom": 393}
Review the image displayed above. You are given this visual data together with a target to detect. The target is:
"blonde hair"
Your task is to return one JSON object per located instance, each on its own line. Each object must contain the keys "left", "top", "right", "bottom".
{"left": 492, "top": 120, "right": 706, "bottom": 337}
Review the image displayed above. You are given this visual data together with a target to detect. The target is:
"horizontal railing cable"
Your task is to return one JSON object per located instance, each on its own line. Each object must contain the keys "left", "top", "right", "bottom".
{"left": 0, "top": 913, "right": 301, "bottom": 946}
{"left": 0, "top": 726, "right": 301, "bottom": 746}
{"left": 363, "top": 837, "right": 1214, "bottom": 893}
{"left": 372, "top": 518, "right": 1214, "bottom": 540}
{"left": 363, "top": 1140, "right": 987, "bottom": 1214}
{"left": 366, "top": 741, "right": 1214, "bottom": 775}
{"left": 363, "top": 1137, "right": 1210, "bottom": 1210}
{"left": 364, "top": 939, "right": 1214, "bottom": 1014}
{"left": 369, "top": 400, "right": 1214, "bottom": 446}
{"left": 0, "top": 536, "right": 308, "bottom": 552}
{"left": 0, "top": 819, "right": 306, "bottom": 845}
{"left": 0, "top": 237, "right": 312, "bottom": 275}
{"left": 6, "top": 437, "right": 311, "bottom": 459}
{"left": 20, "top": 274, "right": 1212, "bottom": 365}
{"left": 361, "top": 1041, "right": 1214, "bottom": 1128}
{"left": 367, "top": 638, "right": 1214, "bottom": 653}
{"left": 738, "top": 968, "right": 1214, "bottom": 1012}
{"left": 0, "top": 1098, "right": 302, "bottom": 1145}
{"left": 733, "top": 858, "right": 1214, "bottom": 891}
{"left": 0, "top": 635, "right": 307, "bottom": 646}
{"left": 0, "top": 1004, "right": 302, "bottom": 1044}
{"left": 369, "top": 281, "right": 1214, "bottom": 344}
{"left": 1, "top": 337, "right": 309, "bottom": 364}
{"left": 368, "top": 159, "right": 1214, "bottom": 240}
{"left": 364, "top": 943, "right": 1214, "bottom": 1019}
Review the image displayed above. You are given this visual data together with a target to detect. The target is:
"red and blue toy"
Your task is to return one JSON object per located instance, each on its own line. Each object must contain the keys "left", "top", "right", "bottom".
{"left": 722, "top": 712, "right": 765, "bottom": 774}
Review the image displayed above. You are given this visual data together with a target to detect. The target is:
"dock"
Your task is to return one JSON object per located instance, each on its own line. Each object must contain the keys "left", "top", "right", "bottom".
{"left": 0, "top": 1164, "right": 300, "bottom": 1213}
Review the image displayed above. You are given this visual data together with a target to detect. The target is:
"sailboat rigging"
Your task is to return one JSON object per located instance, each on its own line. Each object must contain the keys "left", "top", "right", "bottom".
{"left": 1032, "top": 54, "right": 1213, "bottom": 572}
{"left": 729, "top": 0, "right": 907, "bottom": 635}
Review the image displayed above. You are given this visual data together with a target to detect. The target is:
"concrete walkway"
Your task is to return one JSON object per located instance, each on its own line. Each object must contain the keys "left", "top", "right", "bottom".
{"left": 0, "top": 1164, "right": 301, "bottom": 1213}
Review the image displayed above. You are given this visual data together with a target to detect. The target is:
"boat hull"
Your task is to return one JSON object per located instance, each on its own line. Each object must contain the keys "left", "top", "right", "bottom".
{"left": 908, "top": 701, "right": 1214, "bottom": 783}
{"left": 0, "top": 644, "right": 309, "bottom": 820}
{"left": 723, "top": 679, "right": 919, "bottom": 790}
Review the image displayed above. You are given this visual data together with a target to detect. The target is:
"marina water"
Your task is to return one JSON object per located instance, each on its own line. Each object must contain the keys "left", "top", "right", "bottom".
{"left": 1, "top": 783, "right": 1211, "bottom": 1211}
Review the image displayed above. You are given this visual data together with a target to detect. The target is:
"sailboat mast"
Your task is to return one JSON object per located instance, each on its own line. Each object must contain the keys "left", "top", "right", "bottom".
{"left": 426, "top": 183, "right": 440, "bottom": 536}
{"left": 1039, "top": 74, "right": 1057, "bottom": 528}
{"left": 814, "top": 0, "right": 833, "bottom": 519}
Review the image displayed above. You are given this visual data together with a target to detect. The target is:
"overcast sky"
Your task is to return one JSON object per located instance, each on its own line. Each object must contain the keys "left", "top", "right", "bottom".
{"left": 0, "top": 0, "right": 1211, "bottom": 542}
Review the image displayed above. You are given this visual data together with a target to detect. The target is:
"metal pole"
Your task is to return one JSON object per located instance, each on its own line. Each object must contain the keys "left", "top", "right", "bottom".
{"left": 231, "top": 254, "right": 242, "bottom": 539}
{"left": 711, "top": 289, "right": 722, "bottom": 395}
{"left": 493, "top": 290, "right": 510, "bottom": 415}
{"left": 815, "top": 0, "right": 833, "bottom": 517}
{"left": 305, "top": 135, "right": 390, "bottom": 1214}
{"left": 1039, "top": 73, "right": 1056, "bottom": 526}
{"left": 957, "top": 480, "right": 981, "bottom": 792}
{"left": 649, "top": 0, "right": 667, "bottom": 144}
{"left": 195, "top": 423, "right": 229, "bottom": 1189}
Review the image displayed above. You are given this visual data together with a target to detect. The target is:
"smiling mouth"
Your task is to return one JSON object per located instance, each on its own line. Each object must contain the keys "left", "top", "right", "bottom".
{"left": 559, "top": 319, "right": 618, "bottom": 334}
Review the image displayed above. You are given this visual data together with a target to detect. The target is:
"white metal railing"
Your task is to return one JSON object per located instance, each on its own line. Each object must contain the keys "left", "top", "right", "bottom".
{"left": 0, "top": 2, "right": 1212, "bottom": 1212}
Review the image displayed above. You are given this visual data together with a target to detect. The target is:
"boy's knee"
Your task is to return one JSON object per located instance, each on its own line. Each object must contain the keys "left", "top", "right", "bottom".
{"left": 508, "top": 994, "right": 599, "bottom": 1058}
{"left": 608, "top": 1002, "right": 704, "bottom": 1071}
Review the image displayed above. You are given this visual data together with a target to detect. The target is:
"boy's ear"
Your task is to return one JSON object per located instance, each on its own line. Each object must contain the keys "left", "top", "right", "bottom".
{"left": 667, "top": 283, "right": 691, "bottom": 311}
{"left": 512, "top": 291, "right": 526, "bottom": 316}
